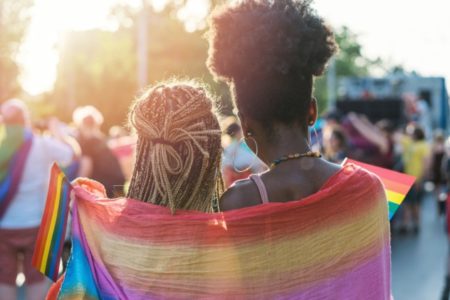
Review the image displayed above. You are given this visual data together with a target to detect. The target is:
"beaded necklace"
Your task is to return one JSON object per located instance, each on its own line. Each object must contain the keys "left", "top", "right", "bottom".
{"left": 270, "top": 151, "right": 321, "bottom": 170}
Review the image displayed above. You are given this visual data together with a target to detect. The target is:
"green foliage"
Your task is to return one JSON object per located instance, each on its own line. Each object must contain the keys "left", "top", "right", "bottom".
{"left": 314, "top": 26, "right": 383, "bottom": 114}
{"left": 51, "top": 5, "right": 231, "bottom": 130}
{"left": 51, "top": 29, "right": 137, "bottom": 129}
{"left": 334, "top": 26, "right": 371, "bottom": 77}
{"left": 0, "top": 0, "right": 33, "bottom": 101}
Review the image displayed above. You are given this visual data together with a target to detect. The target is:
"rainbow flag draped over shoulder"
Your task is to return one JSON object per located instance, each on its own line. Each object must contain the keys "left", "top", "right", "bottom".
{"left": 32, "top": 164, "right": 72, "bottom": 281}
{"left": 343, "top": 158, "right": 416, "bottom": 220}
{"left": 0, "top": 125, "right": 33, "bottom": 218}
{"left": 37, "top": 163, "right": 391, "bottom": 299}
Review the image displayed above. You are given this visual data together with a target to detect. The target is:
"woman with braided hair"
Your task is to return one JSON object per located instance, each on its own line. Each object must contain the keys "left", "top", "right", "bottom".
{"left": 127, "top": 81, "right": 224, "bottom": 212}
{"left": 44, "top": 72, "right": 390, "bottom": 298}
{"left": 45, "top": 81, "right": 225, "bottom": 299}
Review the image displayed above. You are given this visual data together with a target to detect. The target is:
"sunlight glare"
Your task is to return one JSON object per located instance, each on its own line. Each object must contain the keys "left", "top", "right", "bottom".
{"left": 151, "top": 0, "right": 168, "bottom": 12}
{"left": 19, "top": 0, "right": 209, "bottom": 95}
{"left": 177, "top": 0, "right": 210, "bottom": 32}
{"left": 19, "top": 0, "right": 124, "bottom": 96}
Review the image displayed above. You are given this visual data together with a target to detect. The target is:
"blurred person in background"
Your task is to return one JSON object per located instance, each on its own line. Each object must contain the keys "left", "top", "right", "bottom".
{"left": 441, "top": 136, "right": 450, "bottom": 300}
{"left": 322, "top": 125, "right": 348, "bottom": 164}
{"left": 347, "top": 113, "right": 396, "bottom": 169}
{"left": 48, "top": 118, "right": 82, "bottom": 181}
{"left": 430, "top": 130, "right": 447, "bottom": 215}
{"left": 0, "top": 99, "right": 74, "bottom": 300}
{"left": 109, "top": 125, "right": 127, "bottom": 139}
{"left": 221, "top": 117, "right": 266, "bottom": 187}
{"left": 398, "top": 123, "right": 430, "bottom": 233}
{"left": 446, "top": 137, "right": 450, "bottom": 198}
{"left": 444, "top": 137, "right": 450, "bottom": 225}
{"left": 108, "top": 126, "right": 136, "bottom": 183}
{"left": 415, "top": 97, "right": 432, "bottom": 139}
{"left": 73, "top": 106, "right": 125, "bottom": 197}
{"left": 322, "top": 110, "right": 344, "bottom": 128}
{"left": 403, "top": 93, "right": 432, "bottom": 139}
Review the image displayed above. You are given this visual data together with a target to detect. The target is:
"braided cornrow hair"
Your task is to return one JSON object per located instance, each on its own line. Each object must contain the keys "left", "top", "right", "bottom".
{"left": 127, "top": 81, "right": 224, "bottom": 213}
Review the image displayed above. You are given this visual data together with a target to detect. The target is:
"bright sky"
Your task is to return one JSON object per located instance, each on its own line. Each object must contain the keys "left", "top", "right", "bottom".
{"left": 315, "top": 0, "right": 450, "bottom": 79}
{"left": 19, "top": 0, "right": 450, "bottom": 95}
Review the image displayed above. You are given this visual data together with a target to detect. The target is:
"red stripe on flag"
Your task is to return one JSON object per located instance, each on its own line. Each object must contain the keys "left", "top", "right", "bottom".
{"left": 345, "top": 159, "right": 415, "bottom": 187}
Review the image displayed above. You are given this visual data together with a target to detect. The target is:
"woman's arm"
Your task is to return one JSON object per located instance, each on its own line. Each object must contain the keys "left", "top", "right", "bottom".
{"left": 348, "top": 113, "right": 390, "bottom": 153}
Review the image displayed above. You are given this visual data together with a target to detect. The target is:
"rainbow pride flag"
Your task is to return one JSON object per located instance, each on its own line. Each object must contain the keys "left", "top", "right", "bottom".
{"left": 343, "top": 158, "right": 416, "bottom": 220}
{"left": 0, "top": 126, "right": 33, "bottom": 218}
{"left": 41, "top": 163, "right": 391, "bottom": 299}
{"left": 32, "top": 163, "right": 72, "bottom": 281}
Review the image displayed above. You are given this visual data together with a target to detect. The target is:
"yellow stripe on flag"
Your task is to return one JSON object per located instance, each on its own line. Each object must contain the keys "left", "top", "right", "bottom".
{"left": 386, "top": 190, "right": 405, "bottom": 205}
{"left": 40, "top": 172, "right": 64, "bottom": 273}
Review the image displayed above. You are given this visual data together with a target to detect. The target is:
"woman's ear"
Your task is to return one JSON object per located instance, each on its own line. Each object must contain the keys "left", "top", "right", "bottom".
{"left": 308, "top": 98, "right": 319, "bottom": 126}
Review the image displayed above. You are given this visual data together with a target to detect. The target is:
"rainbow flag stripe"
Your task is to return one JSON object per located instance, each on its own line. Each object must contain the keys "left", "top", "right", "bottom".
{"left": 52, "top": 163, "right": 391, "bottom": 299}
{"left": 344, "top": 159, "right": 416, "bottom": 219}
{"left": 0, "top": 128, "right": 33, "bottom": 218}
{"left": 32, "top": 164, "right": 72, "bottom": 281}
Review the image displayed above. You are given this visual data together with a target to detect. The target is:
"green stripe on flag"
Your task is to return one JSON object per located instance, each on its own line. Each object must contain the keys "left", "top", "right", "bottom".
{"left": 388, "top": 201, "right": 400, "bottom": 220}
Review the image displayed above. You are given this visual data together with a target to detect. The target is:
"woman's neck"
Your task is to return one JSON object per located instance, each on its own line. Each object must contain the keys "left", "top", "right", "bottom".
{"left": 257, "top": 128, "right": 311, "bottom": 165}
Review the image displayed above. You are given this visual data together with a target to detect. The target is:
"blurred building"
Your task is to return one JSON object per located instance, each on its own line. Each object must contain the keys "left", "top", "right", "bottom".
{"left": 338, "top": 74, "right": 449, "bottom": 133}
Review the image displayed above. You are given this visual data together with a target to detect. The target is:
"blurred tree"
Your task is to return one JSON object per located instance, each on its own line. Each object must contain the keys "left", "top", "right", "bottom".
{"left": 52, "top": 5, "right": 378, "bottom": 127}
{"left": 334, "top": 26, "right": 373, "bottom": 77}
{"left": 0, "top": 0, "right": 33, "bottom": 102}
{"left": 51, "top": 4, "right": 232, "bottom": 131}
{"left": 51, "top": 28, "right": 137, "bottom": 129}
{"left": 314, "top": 26, "right": 383, "bottom": 113}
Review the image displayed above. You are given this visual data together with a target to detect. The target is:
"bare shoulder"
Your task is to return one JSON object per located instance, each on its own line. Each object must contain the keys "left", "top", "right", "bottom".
{"left": 322, "top": 159, "right": 342, "bottom": 173}
{"left": 316, "top": 159, "right": 343, "bottom": 181}
{"left": 220, "top": 179, "right": 262, "bottom": 211}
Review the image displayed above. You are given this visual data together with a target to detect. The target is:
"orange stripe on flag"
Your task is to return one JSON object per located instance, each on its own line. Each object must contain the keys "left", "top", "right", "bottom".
{"left": 382, "top": 178, "right": 412, "bottom": 195}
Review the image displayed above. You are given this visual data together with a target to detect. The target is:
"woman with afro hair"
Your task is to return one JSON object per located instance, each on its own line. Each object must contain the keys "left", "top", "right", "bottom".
{"left": 208, "top": 0, "right": 391, "bottom": 298}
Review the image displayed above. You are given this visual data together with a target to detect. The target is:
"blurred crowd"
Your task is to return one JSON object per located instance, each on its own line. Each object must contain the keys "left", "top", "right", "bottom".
{"left": 222, "top": 106, "right": 450, "bottom": 235}
{"left": 320, "top": 110, "right": 449, "bottom": 234}
{"left": 0, "top": 100, "right": 132, "bottom": 299}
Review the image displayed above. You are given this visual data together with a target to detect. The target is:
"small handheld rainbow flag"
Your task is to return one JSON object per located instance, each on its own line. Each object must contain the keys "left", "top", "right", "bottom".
{"left": 32, "top": 163, "right": 72, "bottom": 281}
{"left": 343, "top": 158, "right": 416, "bottom": 219}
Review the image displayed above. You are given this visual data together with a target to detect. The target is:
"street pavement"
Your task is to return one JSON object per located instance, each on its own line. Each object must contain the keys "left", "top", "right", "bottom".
{"left": 392, "top": 193, "right": 448, "bottom": 300}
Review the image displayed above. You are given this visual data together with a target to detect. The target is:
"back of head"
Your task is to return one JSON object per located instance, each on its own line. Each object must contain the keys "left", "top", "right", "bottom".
{"left": 207, "top": 0, "right": 337, "bottom": 128}
{"left": 72, "top": 105, "right": 104, "bottom": 131}
{"left": 127, "top": 81, "right": 223, "bottom": 212}
{"left": 406, "top": 123, "right": 425, "bottom": 141}
{"left": 1, "top": 99, "right": 30, "bottom": 127}
{"left": 330, "top": 127, "right": 347, "bottom": 149}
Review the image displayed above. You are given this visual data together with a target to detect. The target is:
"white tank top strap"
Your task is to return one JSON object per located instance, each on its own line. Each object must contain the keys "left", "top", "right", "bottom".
{"left": 249, "top": 174, "right": 269, "bottom": 204}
